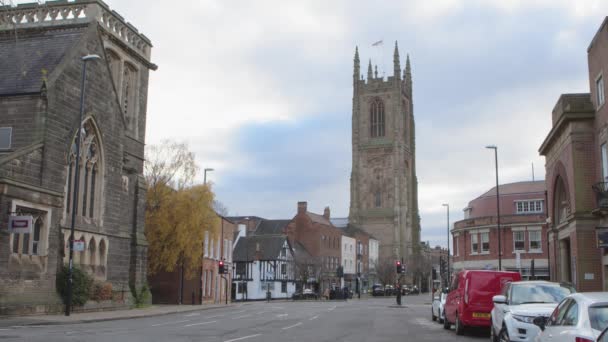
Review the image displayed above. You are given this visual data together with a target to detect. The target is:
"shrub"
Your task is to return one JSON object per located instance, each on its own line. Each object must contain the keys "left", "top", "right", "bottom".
{"left": 56, "top": 265, "right": 93, "bottom": 306}
{"left": 91, "top": 282, "right": 113, "bottom": 302}
{"left": 130, "top": 283, "right": 151, "bottom": 308}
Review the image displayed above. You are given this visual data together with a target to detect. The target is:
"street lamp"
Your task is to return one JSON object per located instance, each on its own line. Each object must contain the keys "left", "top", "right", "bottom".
{"left": 66, "top": 54, "right": 101, "bottom": 316}
{"left": 485, "top": 145, "right": 502, "bottom": 271}
{"left": 204, "top": 168, "right": 214, "bottom": 184}
{"left": 442, "top": 203, "right": 450, "bottom": 288}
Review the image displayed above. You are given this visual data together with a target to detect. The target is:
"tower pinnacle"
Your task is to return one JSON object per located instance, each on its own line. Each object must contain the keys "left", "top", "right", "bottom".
{"left": 405, "top": 54, "right": 412, "bottom": 95}
{"left": 393, "top": 41, "right": 401, "bottom": 79}
{"left": 367, "top": 59, "right": 373, "bottom": 80}
{"left": 354, "top": 46, "right": 360, "bottom": 84}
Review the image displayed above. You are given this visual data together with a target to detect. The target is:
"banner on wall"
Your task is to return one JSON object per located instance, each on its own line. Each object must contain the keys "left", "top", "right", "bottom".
{"left": 8, "top": 215, "right": 33, "bottom": 234}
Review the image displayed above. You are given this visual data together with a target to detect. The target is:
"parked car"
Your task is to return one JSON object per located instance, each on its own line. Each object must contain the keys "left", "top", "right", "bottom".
{"left": 292, "top": 288, "right": 318, "bottom": 300}
{"left": 372, "top": 284, "right": 384, "bottom": 296}
{"left": 432, "top": 291, "right": 448, "bottom": 323}
{"left": 443, "top": 270, "right": 521, "bottom": 335}
{"left": 384, "top": 285, "right": 395, "bottom": 296}
{"left": 598, "top": 325, "right": 608, "bottom": 342}
{"left": 533, "top": 292, "right": 608, "bottom": 342}
{"left": 490, "top": 281, "right": 575, "bottom": 342}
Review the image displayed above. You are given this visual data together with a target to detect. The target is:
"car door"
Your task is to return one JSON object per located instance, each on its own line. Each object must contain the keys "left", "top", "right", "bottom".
{"left": 492, "top": 283, "right": 510, "bottom": 333}
{"left": 445, "top": 275, "right": 460, "bottom": 322}
{"left": 540, "top": 298, "right": 574, "bottom": 342}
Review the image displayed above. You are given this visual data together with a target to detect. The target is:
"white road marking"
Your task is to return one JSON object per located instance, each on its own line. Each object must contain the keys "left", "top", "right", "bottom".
{"left": 184, "top": 312, "right": 200, "bottom": 317}
{"left": 282, "top": 322, "right": 302, "bottom": 330}
{"left": 270, "top": 306, "right": 283, "bottom": 309}
{"left": 183, "top": 320, "right": 216, "bottom": 327}
{"left": 328, "top": 305, "right": 336, "bottom": 311}
{"left": 233, "top": 310, "right": 247, "bottom": 314}
{"left": 151, "top": 319, "right": 189, "bottom": 327}
{"left": 276, "top": 314, "right": 288, "bottom": 317}
{"left": 207, "top": 314, "right": 226, "bottom": 319}
{"left": 0, "top": 329, "right": 10, "bottom": 331}
{"left": 224, "top": 333, "right": 261, "bottom": 342}
{"left": 309, "top": 315, "right": 319, "bottom": 321}
{"left": 233, "top": 314, "right": 252, "bottom": 319}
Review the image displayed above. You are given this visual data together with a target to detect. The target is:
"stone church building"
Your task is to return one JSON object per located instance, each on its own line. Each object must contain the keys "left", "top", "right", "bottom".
{"left": 348, "top": 42, "right": 421, "bottom": 264}
{"left": 0, "top": 1, "right": 155, "bottom": 314}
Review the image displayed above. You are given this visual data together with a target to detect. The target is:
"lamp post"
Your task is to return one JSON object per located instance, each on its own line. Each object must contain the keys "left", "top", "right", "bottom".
{"left": 66, "top": 54, "right": 101, "bottom": 316}
{"left": 204, "top": 168, "right": 214, "bottom": 185}
{"left": 486, "top": 145, "right": 502, "bottom": 271}
{"left": 442, "top": 203, "right": 450, "bottom": 287}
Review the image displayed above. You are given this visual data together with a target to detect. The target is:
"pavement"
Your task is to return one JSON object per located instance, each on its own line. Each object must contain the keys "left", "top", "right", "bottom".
{"left": 0, "top": 294, "right": 489, "bottom": 341}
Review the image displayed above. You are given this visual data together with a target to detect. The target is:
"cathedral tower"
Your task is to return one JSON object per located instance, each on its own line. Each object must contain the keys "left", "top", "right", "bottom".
{"left": 349, "top": 42, "right": 421, "bottom": 264}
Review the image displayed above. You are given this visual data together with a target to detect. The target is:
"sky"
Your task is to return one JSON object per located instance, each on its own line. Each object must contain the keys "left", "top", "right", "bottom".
{"left": 18, "top": 0, "right": 608, "bottom": 248}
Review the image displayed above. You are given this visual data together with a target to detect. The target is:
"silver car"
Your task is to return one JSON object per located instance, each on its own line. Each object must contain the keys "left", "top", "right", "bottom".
{"left": 432, "top": 291, "right": 447, "bottom": 323}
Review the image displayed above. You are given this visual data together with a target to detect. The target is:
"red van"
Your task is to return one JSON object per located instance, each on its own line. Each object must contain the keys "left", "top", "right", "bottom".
{"left": 443, "top": 270, "right": 520, "bottom": 335}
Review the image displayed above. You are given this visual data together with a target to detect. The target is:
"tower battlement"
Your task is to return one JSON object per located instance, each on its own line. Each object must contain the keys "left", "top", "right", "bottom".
{"left": 0, "top": 0, "right": 152, "bottom": 60}
{"left": 353, "top": 41, "right": 412, "bottom": 97}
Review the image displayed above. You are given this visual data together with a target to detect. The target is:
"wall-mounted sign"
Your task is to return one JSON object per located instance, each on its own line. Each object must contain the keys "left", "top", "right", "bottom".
{"left": 8, "top": 215, "right": 33, "bottom": 234}
{"left": 73, "top": 239, "right": 85, "bottom": 252}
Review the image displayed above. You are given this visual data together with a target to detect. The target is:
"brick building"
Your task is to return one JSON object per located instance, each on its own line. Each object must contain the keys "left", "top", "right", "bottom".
{"left": 539, "top": 17, "right": 608, "bottom": 291}
{"left": 148, "top": 215, "right": 235, "bottom": 305}
{"left": 0, "top": 1, "right": 154, "bottom": 314}
{"left": 452, "top": 181, "right": 549, "bottom": 279}
{"left": 285, "top": 202, "right": 343, "bottom": 291}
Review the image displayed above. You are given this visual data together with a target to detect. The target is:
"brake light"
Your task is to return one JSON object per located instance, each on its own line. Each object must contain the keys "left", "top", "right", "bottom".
{"left": 575, "top": 337, "right": 594, "bottom": 342}
{"left": 464, "top": 279, "right": 469, "bottom": 304}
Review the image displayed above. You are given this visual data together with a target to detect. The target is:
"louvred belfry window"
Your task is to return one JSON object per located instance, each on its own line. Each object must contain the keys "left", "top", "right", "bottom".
{"left": 370, "top": 98, "right": 385, "bottom": 138}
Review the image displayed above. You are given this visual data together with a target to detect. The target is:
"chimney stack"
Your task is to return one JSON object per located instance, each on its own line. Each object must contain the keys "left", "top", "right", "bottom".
{"left": 297, "top": 201, "right": 307, "bottom": 215}
{"left": 323, "top": 206, "right": 331, "bottom": 219}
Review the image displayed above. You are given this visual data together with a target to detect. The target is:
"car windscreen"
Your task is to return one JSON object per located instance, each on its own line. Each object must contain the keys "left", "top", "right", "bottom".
{"left": 510, "top": 284, "right": 574, "bottom": 305}
{"left": 589, "top": 305, "right": 608, "bottom": 331}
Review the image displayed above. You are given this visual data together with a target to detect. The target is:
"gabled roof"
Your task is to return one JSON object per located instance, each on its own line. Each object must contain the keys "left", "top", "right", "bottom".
{"left": 477, "top": 181, "right": 546, "bottom": 199}
{"left": 254, "top": 219, "right": 291, "bottom": 235}
{"left": 307, "top": 212, "right": 332, "bottom": 226}
{"left": 0, "top": 27, "right": 85, "bottom": 96}
{"left": 232, "top": 235, "right": 290, "bottom": 262}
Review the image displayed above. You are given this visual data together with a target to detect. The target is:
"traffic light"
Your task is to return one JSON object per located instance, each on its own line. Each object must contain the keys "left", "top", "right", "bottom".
{"left": 219, "top": 260, "right": 225, "bottom": 274}
{"left": 396, "top": 260, "right": 402, "bottom": 274}
{"left": 432, "top": 267, "right": 437, "bottom": 280}
{"left": 337, "top": 265, "right": 344, "bottom": 278}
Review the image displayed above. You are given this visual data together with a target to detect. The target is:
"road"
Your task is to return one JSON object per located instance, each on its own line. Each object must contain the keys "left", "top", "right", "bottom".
{"left": 0, "top": 294, "right": 489, "bottom": 342}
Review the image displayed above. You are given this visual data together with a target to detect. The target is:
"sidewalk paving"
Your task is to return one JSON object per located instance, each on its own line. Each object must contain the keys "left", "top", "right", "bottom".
{"left": 0, "top": 303, "right": 233, "bottom": 328}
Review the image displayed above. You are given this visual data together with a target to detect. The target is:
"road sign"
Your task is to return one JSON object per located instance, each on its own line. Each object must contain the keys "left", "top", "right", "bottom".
{"left": 73, "top": 239, "right": 85, "bottom": 252}
{"left": 8, "top": 215, "right": 33, "bottom": 234}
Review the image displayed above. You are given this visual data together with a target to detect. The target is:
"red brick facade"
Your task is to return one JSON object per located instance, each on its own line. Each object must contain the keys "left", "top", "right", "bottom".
{"left": 452, "top": 181, "right": 548, "bottom": 279}
{"left": 538, "top": 17, "right": 608, "bottom": 292}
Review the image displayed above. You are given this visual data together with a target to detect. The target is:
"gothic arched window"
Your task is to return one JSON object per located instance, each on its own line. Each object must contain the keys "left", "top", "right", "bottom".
{"left": 554, "top": 177, "right": 570, "bottom": 225}
{"left": 370, "top": 98, "right": 385, "bottom": 138}
{"left": 374, "top": 191, "right": 382, "bottom": 208}
{"left": 105, "top": 49, "right": 121, "bottom": 91}
{"left": 65, "top": 120, "right": 103, "bottom": 220}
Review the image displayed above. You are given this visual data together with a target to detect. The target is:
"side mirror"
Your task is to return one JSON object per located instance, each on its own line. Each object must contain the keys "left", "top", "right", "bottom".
{"left": 532, "top": 316, "right": 546, "bottom": 331}
{"left": 492, "top": 295, "right": 507, "bottom": 304}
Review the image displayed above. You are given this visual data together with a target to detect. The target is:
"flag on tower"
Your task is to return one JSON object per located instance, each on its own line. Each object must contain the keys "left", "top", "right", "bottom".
{"left": 372, "top": 40, "right": 383, "bottom": 46}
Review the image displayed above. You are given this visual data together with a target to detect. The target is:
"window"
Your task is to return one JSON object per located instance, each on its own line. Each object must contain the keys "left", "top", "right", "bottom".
{"left": 204, "top": 231, "right": 209, "bottom": 257}
{"left": 210, "top": 238, "right": 214, "bottom": 259}
{"left": 529, "top": 230, "right": 541, "bottom": 251}
{"left": 65, "top": 120, "right": 102, "bottom": 219}
{"left": 281, "top": 263, "right": 286, "bottom": 275}
{"left": 374, "top": 191, "right": 382, "bottom": 208}
{"left": 370, "top": 98, "right": 385, "bottom": 138}
{"left": 602, "top": 143, "right": 608, "bottom": 181}
{"left": 513, "top": 231, "right": 525, "bottom": 251}
{"left": 0, "top": 127, "right": 11, "bottom": 150}
{"left": 481, "top": 232, "right": 489, "bottom": 253}
{"left": 515, "top": 200, "right": 544, "bottom": 214}
{"left": 562, "top": 302, "right": 579, "bottom": 326}
{"left": 122, "top": 62, "right": 139, "bottom": 137}
{"left": 281, "top": 281, "right": 287, "bottom": 293}
{"left": 597, "top": 75, "right": 605, "bottom": 108}
{"left": 10, "top": 208, "right": 47, "bottom": 256}
{"left": 471, "top": 233, "right": 478, "bottom": 254}
{"left": 453, "top": 236, "right": 459, "bottom": 256}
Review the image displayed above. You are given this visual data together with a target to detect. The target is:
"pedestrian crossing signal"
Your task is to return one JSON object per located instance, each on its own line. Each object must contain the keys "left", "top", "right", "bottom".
{"left": 219, "top": 260, "right": 225, "bottom": 274}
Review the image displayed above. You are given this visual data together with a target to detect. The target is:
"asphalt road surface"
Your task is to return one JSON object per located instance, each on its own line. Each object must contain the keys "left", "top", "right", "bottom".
{"left": 0, "top": 294, "right": 489, "bottom": 341}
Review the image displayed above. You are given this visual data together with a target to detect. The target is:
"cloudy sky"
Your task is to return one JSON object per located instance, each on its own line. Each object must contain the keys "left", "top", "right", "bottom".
{"left": 29, "top": 0, "right": 608, "bottom": 247}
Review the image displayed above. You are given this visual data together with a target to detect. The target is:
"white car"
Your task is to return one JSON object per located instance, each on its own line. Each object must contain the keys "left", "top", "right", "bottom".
{"left": 432, "top": 291, "right": 447, "bottom": 323}
{"left": 490, "top": 281, "right": 574, "bottom": 342}
{"left": 534, "top": 292, "right": 608, "bottom": 342}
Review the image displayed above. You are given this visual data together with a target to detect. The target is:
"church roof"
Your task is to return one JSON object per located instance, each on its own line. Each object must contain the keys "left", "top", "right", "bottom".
{"left": 253, "top": 219, "right": 291, "bottom": 236}
{"left": 477, "top": 181, "right": 546, "bottom": 199}
{"left": 0, "top": 27, "right": 85, "bottom": 96}
{"left": 233, "top": 235, "right": 290, "bottom": 261}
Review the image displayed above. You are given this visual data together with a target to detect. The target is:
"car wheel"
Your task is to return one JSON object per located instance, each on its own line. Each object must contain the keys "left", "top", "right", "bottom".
{"left": 455, "top": 313, "right": 465, "bottom": 336}
{"left": 498, "top": 327, "right": 509, "bottom": 342}
{"left": 443, "top": 313, "right": 451, "bottom": 330}
{"left": 490, "top": 324, "right": 497, "bottom": 342}
{"left": 432, "top": 308, "right": 437, "bottom": 321}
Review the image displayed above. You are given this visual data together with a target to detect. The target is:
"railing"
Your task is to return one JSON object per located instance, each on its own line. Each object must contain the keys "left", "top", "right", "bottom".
{"left": 592, "top": 182, "right": 608, "bottom": 209}
{"left": 0, "top": 1, "right": 151, "bottom": 59}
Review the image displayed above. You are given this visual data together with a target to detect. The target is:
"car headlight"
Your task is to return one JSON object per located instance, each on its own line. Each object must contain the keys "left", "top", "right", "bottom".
{"left": 512, "top": 314, "right": 536, "bottom": 323}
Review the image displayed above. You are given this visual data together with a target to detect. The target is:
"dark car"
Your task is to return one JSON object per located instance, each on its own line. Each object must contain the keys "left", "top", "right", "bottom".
{"left": 372, "top": 284, "right": 384, "bottom": 296}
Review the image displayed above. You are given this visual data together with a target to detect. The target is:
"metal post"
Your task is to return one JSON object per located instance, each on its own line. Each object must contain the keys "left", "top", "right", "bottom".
{"left": 66, "top": 55, "right": 99, "bottom": 316}
{"left": 442, "top": 204, "right": 450, "bottom": 286}
{"left": 486, "top": 145, "right": 501, "bottom": 271}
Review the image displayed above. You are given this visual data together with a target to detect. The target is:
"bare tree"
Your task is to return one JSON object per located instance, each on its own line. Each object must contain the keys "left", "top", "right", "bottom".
{"left": 294, "top": 256, "right": 322, "bottom": 288}
{"left": 375, "top": 257, "right": 396, "bottom": 286}
{"left": 213, "top": 200, "right": 229, "bottom": 216}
